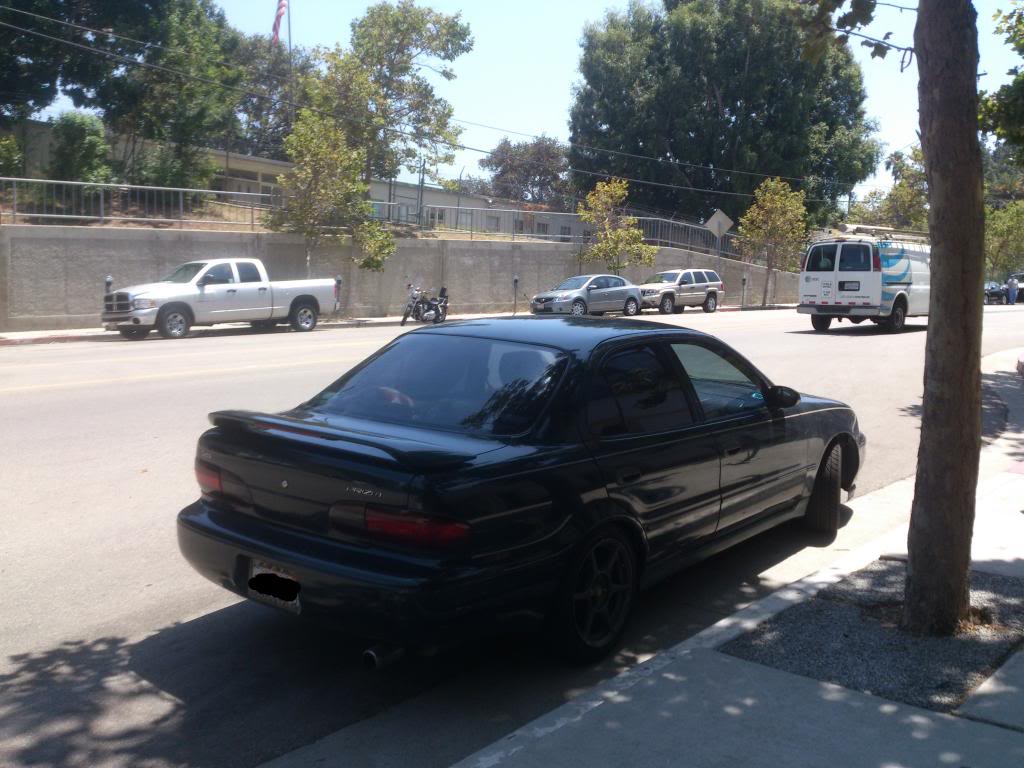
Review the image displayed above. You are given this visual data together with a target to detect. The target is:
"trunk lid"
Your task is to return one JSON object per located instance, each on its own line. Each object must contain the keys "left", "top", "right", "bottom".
{"left": 199, "top": 409, "right": 502, "bottom": 539}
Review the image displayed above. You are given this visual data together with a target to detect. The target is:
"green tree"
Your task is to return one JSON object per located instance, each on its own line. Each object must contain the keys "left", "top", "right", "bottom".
{"left": 48, "top": 111, "right": 112, "bottom": 183}
{"left": 983, "top": 140, "right": 1024, "bottom": 207}
{"left": 738, "top": 178, "right": 808, "bottom": 306}
{"left": 0, "top": 135, "right": 23, "bottom": 176}
{"left": 577, "top": 178, "right": 658, "bottom": 274}
{"left": 100, "top": 0, "right": 241, "bottom": 188}
{"left": 985, "top": 201, "right": 1024, "bottom": 278}
{"left": 347, "top": 1, "right": 473, "bottom": 184}
{"left": 847, "top": 189, "right": 891, "bottom": 226}
{"left": 268, "top": 110, "right": 394, "bottom": 274}
{"left": 568, "top": 0, "right": 879, "bottom": 222}
{"left": 477, "top": 136, "right": 571, "bottom": 208}
{"left": 884, "top": 147, "right": 929, "bottom": 229}
{"left": 980, "top": 4, "right": 1024, "bottom": 152}
{"left": 804, "top": 1, "right": 986, "bottom": 637}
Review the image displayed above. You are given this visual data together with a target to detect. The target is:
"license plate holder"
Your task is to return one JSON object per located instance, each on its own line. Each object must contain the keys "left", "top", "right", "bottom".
{"left": 248, "top": 560, "right": 302, "bottom": 614}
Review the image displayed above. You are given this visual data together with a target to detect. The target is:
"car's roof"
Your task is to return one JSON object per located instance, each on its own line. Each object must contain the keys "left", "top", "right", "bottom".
{"left": 408, "top": 316, "right": 709, "bottom": 353}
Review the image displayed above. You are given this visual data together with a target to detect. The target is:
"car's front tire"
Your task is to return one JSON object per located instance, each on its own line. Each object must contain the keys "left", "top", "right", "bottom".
{"left": 571, "top": 299, "right": 587, "bottom": 317}
{"left": 805, "top": 442, "right": 842, "bottom": 535}
{"left": 623, "top": 297, "right": 640, "bottom": 316}
{"left": 157, "top": 306, "right": 192, "bottom": 339}
{"left": 658, "top": 294, "right": 675, "bottom": 314}
{"left": 548, "top": 527, "right": 637, "bottom": 664}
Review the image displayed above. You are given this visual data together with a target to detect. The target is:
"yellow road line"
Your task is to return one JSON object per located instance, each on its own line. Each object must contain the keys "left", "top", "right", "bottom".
{"left": 0, "top": 355, "right": 362, "bottom": 395}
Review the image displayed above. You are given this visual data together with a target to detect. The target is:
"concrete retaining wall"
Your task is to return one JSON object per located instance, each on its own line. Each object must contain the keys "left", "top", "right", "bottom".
{"left": 0, "top": 225, "right": 798, "bottom": 331}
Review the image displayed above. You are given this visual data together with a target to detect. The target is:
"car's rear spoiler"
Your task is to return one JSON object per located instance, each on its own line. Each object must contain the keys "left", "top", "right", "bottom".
{"left": 208, "top": 410, "right": 479, "bottom": 471}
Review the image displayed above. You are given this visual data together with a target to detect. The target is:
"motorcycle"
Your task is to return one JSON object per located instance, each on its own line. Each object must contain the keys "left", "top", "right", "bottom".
{"left": 400, "top": 284, "right": 449, "bottom": 325}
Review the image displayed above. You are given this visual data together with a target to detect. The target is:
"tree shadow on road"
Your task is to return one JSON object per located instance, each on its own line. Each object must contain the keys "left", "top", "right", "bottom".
{"left": 898, "top": 371, "right": 1011, "bottom": 449}
{"left": 0, "top": 513, "right": 852, "bottom": 768}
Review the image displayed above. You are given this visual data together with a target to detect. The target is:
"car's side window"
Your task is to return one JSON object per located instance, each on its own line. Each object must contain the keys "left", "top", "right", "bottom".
{"left": 590, "top": 277, "right": 607, "bottom": 290}
{"left": 693, "top": 271, "right": 708, "bottom": 284}
{"left": 671, "top": 343, "right": 765, "bottom": 420}
{"left": 608, "top": 277, "right": 626, "bottom": 288}
{"left": 237, "top": 262, "right": 262, "bottom": 283}
{"left": 203, "top": 263, "right": 235, "bottom": 284}
{"left": 679, "top": 272, "right": 693, "bottom": 285}
{"left": 588, "top": 345, "right": 694, "bottom": 436}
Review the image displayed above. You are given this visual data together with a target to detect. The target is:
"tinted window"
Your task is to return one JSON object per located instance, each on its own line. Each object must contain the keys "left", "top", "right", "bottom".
{"left": 310, "top": 335, "right": 565, "bottom": 437}
{"left": 693, "top": 271, "right": 709, "bottom": 284}
{"left": 592, "top": 276, "right": 611, "bottom": 289}
{"left": 589, "top": 345, "right": 694, "bottom": 436}
{"left": 608, "top": 277, "right": 626, "bottom": 288}
{"left": 839, "top": 244, "right": 871, "bottom": 272}
{"left": 806, "top": 244, "right": 838, "bottom": 272}
{"left": 672, "top": 343, "right": 764, "bottom": 420}
{"left": 679, "top": 272, "right": 694, "bottom": 285}
{"left": 203, "top": 263, "right": 235, "bottom": 284}
{"left": 705, "top": 271, "right": 721, "bottom": 283}
{"left": 237, "top": 262, "right": 262, "bottom": 283}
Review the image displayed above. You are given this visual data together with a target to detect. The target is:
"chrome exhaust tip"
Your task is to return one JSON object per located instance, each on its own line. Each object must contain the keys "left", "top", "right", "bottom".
{"left": 362, "top": 644, "right": 405, "bottom": 670}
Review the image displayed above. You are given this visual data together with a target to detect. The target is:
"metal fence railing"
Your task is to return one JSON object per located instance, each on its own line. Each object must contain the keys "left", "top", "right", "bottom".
{"left": 0, "top": 176, "right": 749, "bottom": 260}
{"left": 0, "top": 176, "right": 272, "bottom": 230}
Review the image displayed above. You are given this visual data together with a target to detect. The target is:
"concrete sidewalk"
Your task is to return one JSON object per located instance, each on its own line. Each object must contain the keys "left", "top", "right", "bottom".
{"left": 453, "top": 350, "right": 1024, "bottom": 768}
{"left": 0, "top": 304, "right": 798, "bottom": 346}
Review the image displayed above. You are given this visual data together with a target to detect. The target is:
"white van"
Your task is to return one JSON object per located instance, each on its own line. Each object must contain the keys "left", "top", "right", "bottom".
{"left": 797, "top": 230, "right": 930, "bottom": 332}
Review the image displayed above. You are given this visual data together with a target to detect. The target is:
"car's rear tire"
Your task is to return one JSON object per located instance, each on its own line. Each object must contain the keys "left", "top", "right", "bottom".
{"left": 811, "top": 315, "right": 832, "bottom": 332}
{"left": 805, "top": 442, "right": 842, "bottom": 535}
{"left": 702, "top": 293, "right": 718, "bottom": 313}
{"left": 1002, "top": 294, "right": 1009, "bottom": 305}
{"left": 118, "top": 327, "right": 150, "bottom": 341}
{"left": 885, "top": 300, "right": 906, "bottom": 333}
{"left": 571, "top": 299, "right": 587, "bottom": 317}
{"left": 157, "top": 307, "right": 191, "bottom": 339}
{"left": 623, "top": 297, "right": 640, "bottom": 316}
{"left": 290, "top": 302, "right": 318, "bottom": 332}
{"left": 548, "top": 526, "right": 637, "bottom": 664}
{"left": 658, "top": 294, "right": 675, "bottom": 314}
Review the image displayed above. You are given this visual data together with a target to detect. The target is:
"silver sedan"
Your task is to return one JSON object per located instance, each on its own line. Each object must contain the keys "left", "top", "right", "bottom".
{"left": 530, "top": 274, "right": 642, "bottom": 317}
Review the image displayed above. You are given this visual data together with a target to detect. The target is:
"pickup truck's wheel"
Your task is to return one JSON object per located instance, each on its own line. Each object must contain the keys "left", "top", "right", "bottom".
{"left": 548, "top": 527, "right": 637, "bottom": 664}
{"left": 570, "top": 299, "right": 587, "bottom": 317}
{"left": 805, "top": 442, "right": 842, "bottom": 535}
{"left": 157, "top": 307, "right": 191, "bottom": 339}
{"left": 118, "top": 327, "right": 149, "bottom": 340}
{"left": 658, "top": 294, "right": 675, "bottom": 314}
{"left": 290, "top": 303, "right": 318, "bottom": 332}
{"left": 702, "top": 293, "right": 718, "bottom": 313}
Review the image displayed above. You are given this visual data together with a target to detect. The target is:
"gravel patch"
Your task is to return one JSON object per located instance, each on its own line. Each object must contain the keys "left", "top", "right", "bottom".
{"left": 720, "top": 559, "right": 1024, "bottom": 711}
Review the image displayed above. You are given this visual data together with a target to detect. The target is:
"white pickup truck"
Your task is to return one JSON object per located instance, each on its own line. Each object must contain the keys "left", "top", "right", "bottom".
{"left": 101, "top": 258, "right": 338, "bottom": 340}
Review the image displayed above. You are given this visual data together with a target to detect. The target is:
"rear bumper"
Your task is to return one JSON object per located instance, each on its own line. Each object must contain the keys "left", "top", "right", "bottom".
{"left": 797, "top": 304, "right": 881, "bottom": 317}
{"left": 177, "top": 501, "right": 555, "bottom": 645}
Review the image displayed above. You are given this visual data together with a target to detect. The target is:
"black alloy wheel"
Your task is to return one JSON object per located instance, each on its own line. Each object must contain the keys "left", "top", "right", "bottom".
{"left": 550, "top": 528, "right": 637, "bottom": 663}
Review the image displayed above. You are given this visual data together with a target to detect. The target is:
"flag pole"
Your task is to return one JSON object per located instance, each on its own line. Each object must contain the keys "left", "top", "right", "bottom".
{"left": 287, "top": 1, "right": 294, "bottom": 124}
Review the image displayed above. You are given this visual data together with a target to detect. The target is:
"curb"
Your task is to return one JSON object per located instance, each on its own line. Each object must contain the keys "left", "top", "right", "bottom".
{"left": 0, "top": 306, "right": 798, "bottom": 347}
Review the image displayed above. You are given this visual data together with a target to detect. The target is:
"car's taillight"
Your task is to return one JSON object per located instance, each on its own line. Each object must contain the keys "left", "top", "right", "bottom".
{"left": 363, "top": 505, "right": 471, "bottom": 549}
{"left": 872, "top": 250, "right": 882, "bottom": 272}
{"left": 195, "top": 460, "right": 222, "bottom": 494}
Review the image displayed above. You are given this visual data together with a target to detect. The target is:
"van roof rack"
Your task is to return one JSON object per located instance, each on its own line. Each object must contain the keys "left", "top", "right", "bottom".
{"left": 837, "top": 223, "right": 930, "bottom": 243}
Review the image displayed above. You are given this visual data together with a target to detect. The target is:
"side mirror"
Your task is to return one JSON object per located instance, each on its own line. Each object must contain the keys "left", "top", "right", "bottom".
{"left": 196, "top": 276, "right": 209, "bottom": 288}
{"left": 766, "top": 385, "right": 800, "bottom": 409}
{"left": 587, "top": 284, "right": 595, "bottom": 291}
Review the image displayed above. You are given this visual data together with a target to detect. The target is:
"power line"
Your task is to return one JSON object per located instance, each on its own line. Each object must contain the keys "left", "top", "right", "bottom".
{"left": 0, "top": 16, "right": 841, "bottom": 204}
{"left": 4, "top": 3, "right": 883, "bottom": 197}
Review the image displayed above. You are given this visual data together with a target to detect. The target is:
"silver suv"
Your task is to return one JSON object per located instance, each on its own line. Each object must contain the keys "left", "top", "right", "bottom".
{"left": 530, "top": 274, "right": 643, "bottom": 317}
{"left": 637, "top": 268, "right": 725, "bottom": 314}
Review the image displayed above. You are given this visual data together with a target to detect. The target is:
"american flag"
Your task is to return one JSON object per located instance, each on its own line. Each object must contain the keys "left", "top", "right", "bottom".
{"left": 271, "top": 0, "right": 288, "bottom": 45}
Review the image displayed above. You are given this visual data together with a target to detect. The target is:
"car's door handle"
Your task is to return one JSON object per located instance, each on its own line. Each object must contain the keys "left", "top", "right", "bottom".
{"left": 258, "top": 287, "right": 268, "bottom": 292}
{"left": 616, "top": 467, "right": 643, "bottom": 484}
{"left": 227, "top": 289, "right": 237, "bottom": 294}
{"left": 723, "top": 445, "right": 745, "bottom": 457}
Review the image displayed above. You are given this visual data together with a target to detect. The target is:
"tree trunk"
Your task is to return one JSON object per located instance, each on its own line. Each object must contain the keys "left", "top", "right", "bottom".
{"left": 902, "top": 0, "right": 985, "bottom": 635}
{"left": 761, "top": 250, "right": 772, "bottom": 307}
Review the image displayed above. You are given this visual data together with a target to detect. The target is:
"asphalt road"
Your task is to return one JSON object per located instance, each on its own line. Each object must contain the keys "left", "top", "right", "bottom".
{"left": 1, "top": 306, "right": 1021, "bottom": 768}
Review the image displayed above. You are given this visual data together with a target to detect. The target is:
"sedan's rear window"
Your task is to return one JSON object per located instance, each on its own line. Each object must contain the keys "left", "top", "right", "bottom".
{"left": 309, "top": 334, "right": 566, "bottom": 436}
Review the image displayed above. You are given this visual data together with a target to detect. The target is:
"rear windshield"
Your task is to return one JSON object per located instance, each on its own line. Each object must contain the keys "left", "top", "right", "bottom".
{"left": 805, "top": 244, "right": 837, "bottom": 272}
{"left": 839, "top": 244, "right": 872, "bottom": 272}
{"left": 308, "top": 334, "right": 566, "bottom": 436}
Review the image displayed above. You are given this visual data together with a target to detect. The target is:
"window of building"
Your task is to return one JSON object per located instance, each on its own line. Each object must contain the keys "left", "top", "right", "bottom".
{"left": 536, "top": 222, "right": 549, "bottom": 235}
